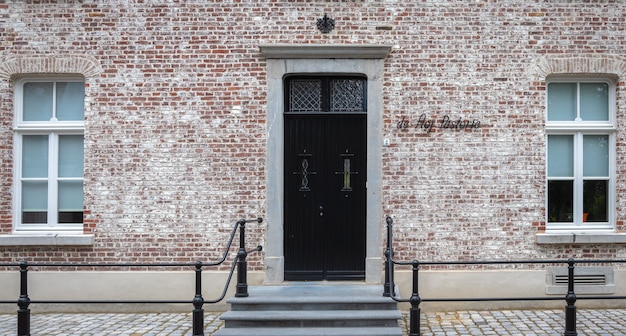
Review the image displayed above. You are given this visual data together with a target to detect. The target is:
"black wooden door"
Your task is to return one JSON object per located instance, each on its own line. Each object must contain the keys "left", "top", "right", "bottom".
{"left": 284, "top": 114, "right": 366, "bottom": 281}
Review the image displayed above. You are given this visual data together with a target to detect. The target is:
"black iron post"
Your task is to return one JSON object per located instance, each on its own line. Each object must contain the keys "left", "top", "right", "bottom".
{"left": 192, "top": 261, "right": 205, "bottom": 336}
{"left": 409, "top": 260, "right": 421, "bottom": 336}
{"left": 384, "top": 216, "right": 394, "bottom": 297}
{"left": 564, "top": 258, "right": 577, "bottom": 336}
{"left": 235, "top": 219, "right": 249, "bottom": 297}
{"left": 235, "top": 218, "right": 263, "bottom": 298}
{"left": 17, "top": 261, "right": 30, "bottom": 336}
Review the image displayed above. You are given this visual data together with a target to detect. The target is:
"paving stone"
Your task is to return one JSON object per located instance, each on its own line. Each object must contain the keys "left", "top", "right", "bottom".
{"left": 1, "top": 309, "right": 626, "bottom": 335}
{"left": 402, "top": 309, "right": 626, "bottom": 336}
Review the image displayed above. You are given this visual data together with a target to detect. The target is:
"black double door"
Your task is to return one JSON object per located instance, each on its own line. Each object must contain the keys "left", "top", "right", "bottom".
{"left": 284, "top": 114, "right": 366, "bottom": 281}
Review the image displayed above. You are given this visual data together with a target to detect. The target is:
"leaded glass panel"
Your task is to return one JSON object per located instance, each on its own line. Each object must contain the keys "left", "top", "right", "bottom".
{"left": 290, "top": 80, "right": 322, "bottom": 112}
{"left": 330, "top": 79, "right": 366, "bottom": 112}
{"left": 286, "top": 76, "right": 367, "bottom": 113}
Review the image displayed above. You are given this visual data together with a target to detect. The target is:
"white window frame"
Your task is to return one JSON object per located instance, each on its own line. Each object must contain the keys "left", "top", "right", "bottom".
{"left": 13, "top": 76, "right": 85, "bottom": 234}
{"left": 545, "top": 76, "right": 616, "bottom": 233}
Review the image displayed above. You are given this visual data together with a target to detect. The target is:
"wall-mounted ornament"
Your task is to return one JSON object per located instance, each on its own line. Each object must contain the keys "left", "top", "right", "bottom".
{"left": 317, "top": 14, "right": 335, "bottom": 34}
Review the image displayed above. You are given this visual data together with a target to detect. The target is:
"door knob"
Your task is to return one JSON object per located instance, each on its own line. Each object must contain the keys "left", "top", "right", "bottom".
{"left": 319, "top": 205, "right": 324, "bottom": 217}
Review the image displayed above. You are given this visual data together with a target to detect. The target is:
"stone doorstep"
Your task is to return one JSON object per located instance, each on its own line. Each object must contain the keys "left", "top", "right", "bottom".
{"left": 220, "top": 309, "right": 402, "bottom": 323}
{"left": 215, "top": 284, "right": 403, "bottom": 336}
{"left": 227, "top": 284, "right": 395, "bottom": 303}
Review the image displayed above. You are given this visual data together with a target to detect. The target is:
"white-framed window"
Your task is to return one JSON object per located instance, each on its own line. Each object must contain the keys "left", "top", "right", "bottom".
{"left": 545, "top": 77, "right": 615, "bottom": 232}
{"left": 13, "top": 76, "right": 85, "bottom": 233}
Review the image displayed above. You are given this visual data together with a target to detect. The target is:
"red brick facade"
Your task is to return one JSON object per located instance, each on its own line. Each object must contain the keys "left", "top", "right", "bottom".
{"left": 1, "top": 1, "right": 626, "bottom": 269}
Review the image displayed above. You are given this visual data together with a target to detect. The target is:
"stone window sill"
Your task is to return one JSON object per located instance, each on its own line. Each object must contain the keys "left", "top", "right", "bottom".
{"left": 0, "top": 234, "right": 94, "bottom": 246}
{"left": 536, "top": 232, "right": 626, "bottom": 244}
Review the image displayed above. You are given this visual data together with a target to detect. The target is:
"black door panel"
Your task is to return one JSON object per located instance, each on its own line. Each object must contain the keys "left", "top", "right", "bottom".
{"left": 284, "top": 115, "right": 366, "bottom": 281}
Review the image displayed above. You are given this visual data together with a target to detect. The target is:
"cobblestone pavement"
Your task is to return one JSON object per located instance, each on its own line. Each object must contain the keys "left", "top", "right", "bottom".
{"left": 1, "top": 309, "right": 626, "bottom": 335}
{"left": 401, "top": 309, "right": 626, "bottom": 335}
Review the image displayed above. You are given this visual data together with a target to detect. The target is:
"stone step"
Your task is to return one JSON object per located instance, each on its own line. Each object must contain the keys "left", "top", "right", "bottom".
{"left": 227, "top": 284, "right": 395, "bottom": 308}
{"left": 230, "top": 301, "right": 397, "bottom": 311}
{"left": 215, "top": 284, "right": 403, "bottom": 336}
{"left": 213, "top": 327, "right": 403, "bottom": 336}
{"left": 221, "top": 309, "right": 402, "bottom": 328}
{"left": 229, "top": 284, "right": 390, "bottom": 298}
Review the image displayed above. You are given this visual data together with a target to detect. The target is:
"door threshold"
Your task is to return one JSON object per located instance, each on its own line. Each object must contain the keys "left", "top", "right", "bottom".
{"left": 273, "top": 280, "right": 370, "bottom": 286}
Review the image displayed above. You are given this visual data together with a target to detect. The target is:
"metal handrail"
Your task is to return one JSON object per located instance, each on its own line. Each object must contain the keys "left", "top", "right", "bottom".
{"left": 383, "top": 216, "right": 626, "bottom": 336}
{"left": 0, "top": 217, "right": 263, "bottom": 336}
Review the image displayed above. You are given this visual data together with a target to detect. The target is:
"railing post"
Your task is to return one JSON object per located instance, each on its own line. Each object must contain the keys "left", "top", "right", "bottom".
{"left": 564, "top": 258, "right": 577, "bottom": 336}
{"left": 192, "top": 261, "right": 204, "bottom": 336}
{"left": 17, "top": 261, "right": 30, "bottom": 336}
{"left": 409, "top": 260, "right": 421, "bottom": 336}
{"left": 236, "top": 219, "right": 249, "bottom": 297}
{"left": 383, "top": 216, "right": 394, "bottom": 297}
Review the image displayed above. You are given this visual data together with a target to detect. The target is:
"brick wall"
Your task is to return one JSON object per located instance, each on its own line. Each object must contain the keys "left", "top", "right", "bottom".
{"left": 0, "top": 0, "right": 625, "bottom": 268}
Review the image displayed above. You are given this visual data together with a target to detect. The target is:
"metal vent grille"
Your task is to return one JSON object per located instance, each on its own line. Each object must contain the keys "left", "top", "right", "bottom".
{"left": 546, "top": 266, "right": 614, "bottom": 295}
{"left": 554, "top": 274, "right": 606, "bottom": 285}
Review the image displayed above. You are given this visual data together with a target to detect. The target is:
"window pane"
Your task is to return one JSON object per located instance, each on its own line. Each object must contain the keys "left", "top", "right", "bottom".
{"left": 583, "top": 135, "right": 609, "bottom": 177}
{"left": 22, "top": 181, "right": 48, "bottom": 224}
{"left": 580, "top": 83, "right": 609, "bottom": 121}
{"left": 22, "top": 135, "right": 49, "bottom": 178}
{"left": 548, "top": 180, "right": 573, "bottom": 222}
{"left": 58, "top": 211, "right": 83, "bottom": 224}
{"left": 583, "top": 180, "right": 607, "bottom": 222}
{"left": 547, "top": 83, "right": 577, "bottom": 121}
{"left": 547, "top": 135, "right": 573, "bottom": 177}
{"left": 56, "top": 82, "right": 85, "bottom": 121}
{"left": 58, "top": 135, "right": 84, "bottom": 177}
{"left": 58, "top": 180, "right": 83, "bottom": 214}
{"left": 23, "top": 82, "right": 53, "bottom": 121}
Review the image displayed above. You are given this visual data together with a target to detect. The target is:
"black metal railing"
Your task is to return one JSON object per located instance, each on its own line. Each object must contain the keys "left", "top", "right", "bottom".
{"left": 383, "top": 216, "right": 626, "bottom": 336}
{"left": 0, "top": 217, "right": 263, "bottom": 336}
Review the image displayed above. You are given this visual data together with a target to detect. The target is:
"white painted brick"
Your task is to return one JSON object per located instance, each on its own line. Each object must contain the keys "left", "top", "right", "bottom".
{"left": 0, "top": 1, "right": 625, "bottom": 268}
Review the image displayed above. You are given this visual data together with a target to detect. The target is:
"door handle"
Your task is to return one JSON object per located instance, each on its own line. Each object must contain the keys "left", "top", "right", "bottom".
{"left": 319, "top": 205, "right": 324, "bottom": 217}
